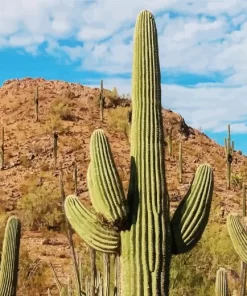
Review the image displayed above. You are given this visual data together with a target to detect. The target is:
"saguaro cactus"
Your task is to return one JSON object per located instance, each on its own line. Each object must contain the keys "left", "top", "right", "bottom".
{"left": 167, "top": 126, "right": 173, "bottom": 156}
{"left": 99, "top": 80, "right": 105, "bottom": 122}
{"left": 65, "top": 10, "right": 214, "bottom": 296}
{"left": 34, "top": 86, "right": 39, "bottom": 122}
{"left": 53, "top": 131, "right": 58, "bottom": 168}
{"left": 0, "top": 216, "right": 21, "bottom": 296}
{"left": 240, "top": 184, "right": 247, "bottom": 296}
{"left": 225, "top": 124, "right": 234, "bottom": 189}
{"left": 178, "top": 141, "right": 182, "bottom": 183}
{"left": 0, "top": 126, "right": 4, "bottom": 170}
{"left": 215, "top": 268, "right": 229, "bottom": 296}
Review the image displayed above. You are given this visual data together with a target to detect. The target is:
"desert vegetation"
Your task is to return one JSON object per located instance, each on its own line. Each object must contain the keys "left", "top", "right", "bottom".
{"left": 0, "top": 9, "right": 247, "bottom": 296}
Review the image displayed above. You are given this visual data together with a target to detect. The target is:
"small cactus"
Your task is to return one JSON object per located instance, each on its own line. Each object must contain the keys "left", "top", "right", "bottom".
{"left": 225, "top": 124, "right": 234, "bottom": 189}
{"left": 99, "top": 80, "right": 105, "bottom": 122}
{"left": 0, "top": 126, "right": 4, "bottom": 170}
{"left": 178, "top": 141, "right": 182, "bottom": 183}
{"left": 167, "top": 126, "right": 173, "bottom": 156}
{"left": 53, "top": 131, "right": 58, "bottom": 168}
{"left": 34, "top": 86, "right": 39, "bottom": 122}
{"left": 215, "top": 268, "right": 229, "bottom": 296}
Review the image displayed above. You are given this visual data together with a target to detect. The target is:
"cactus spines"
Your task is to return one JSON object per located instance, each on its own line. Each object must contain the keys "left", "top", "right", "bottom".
{"left": 64, "top": 10, "right": 214, "bottom": 296}
{"left": 0, "top": 126, "right": 4, "bottom": 170}
{"left": 215, "top": 268, "right": 229, "bottom": 296}
{"left": 225, "top": 124, "right": 234, "bottom": 189}
{"left": 171, "top": 163, "right": 213, "bottom": 254}
{"left": 53, "top": 131, "right": 58, "bottom": 168}
{"left": 90, "top": 248, "right": 97, "bottom": 296}
{"left": 34, "top": 86, "right": 39, "bottom": 122}
{"left": 227, "top": 213, "right": 247, "bottom": 263}
{"left": 0, "top": 216, "right": 21, "bottom": 296}
{"left": 99, "top": 80, "right": 105, "bottom": 122}
{"left": 103, "top": 254, "right": 110, "bottom": 296}
{"left": 178, "top": 141, "right": 182, "bottom": 183}
{"left": 240, "top": 184, "right": 247, "bottom": 296}
{"left": 87, "top": 130, "right": 128, "bottom": 225}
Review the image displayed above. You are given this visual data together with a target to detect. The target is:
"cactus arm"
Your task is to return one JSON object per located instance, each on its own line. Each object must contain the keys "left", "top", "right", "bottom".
{"left": 87, "top": 130, "right": 128, "bottom": 225}
{"left": 215, "top": 268, "right": 229, "bottom": 296}
{"left": 170, "top": 164, "right": 213, "bottom": 254}
{"left": 64, "top": 195, "right": 120, "bottom": 253}
{"left": 0, "top": 216, "right": 21, "bottom": 296}
{"left": 227, "top": 213, "right": 247, "bottom": 263}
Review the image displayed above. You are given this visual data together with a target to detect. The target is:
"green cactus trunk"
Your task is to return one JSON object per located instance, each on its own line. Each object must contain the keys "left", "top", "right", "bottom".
{"left": 64, "top": 10, "right": 213, "bottom": 296}
{"left": 0, "top": 216, "right": 21, "bottom": 296}
{"left": 120, "top": 11, "right": 170, "bottom": 295}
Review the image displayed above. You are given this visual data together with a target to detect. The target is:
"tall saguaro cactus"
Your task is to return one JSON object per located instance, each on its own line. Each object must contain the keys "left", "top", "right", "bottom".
{"left": 0, "top": 216, "right": 21, "bottom": 296}
{"left": 225, "top": 124, "right": 234, "bottom": 190}
{"left": 65, "top": 10, "right": 214, "bottom": 296}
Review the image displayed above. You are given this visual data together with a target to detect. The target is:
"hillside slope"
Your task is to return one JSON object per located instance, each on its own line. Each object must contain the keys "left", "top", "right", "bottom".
{"left": 0, "top": 78, "right": 245, "bottom": 294}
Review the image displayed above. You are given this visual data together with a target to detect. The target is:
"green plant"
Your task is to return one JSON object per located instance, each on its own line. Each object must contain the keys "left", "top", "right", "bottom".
{"left": 34, "top": 86, "right": 39, "bottom": 122}
{"left": 178, "top": 141, "right": 182, "bottom": 183}
{"left": 64, "top": 10, "right": 214, "bottom": 296}
{"left": 215, "top": 268, "right": 229, "bottom": 296}
{"left": 17, "top": 179, "right": 64, "bottom": 230}
{"left": 225, "top": 124, "right": 234, "bottom": 190}
{"left": 50, "top": 97, "right": 74, "bottom": 121}
{"left": 231, "top": 173, "right": 243, "bottom": 190}
{"left": 0, "top": 216, "right": 21, "bottom": 296}
{"left": 0, "top": 126, "right": 4, "bottom": 170}
{"left": 99, "top": 80, "right": 105, "bottom": 122}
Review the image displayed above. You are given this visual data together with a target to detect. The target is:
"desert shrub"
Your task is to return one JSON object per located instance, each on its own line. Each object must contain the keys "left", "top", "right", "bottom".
{"left": 50, "top": 97, "right": 74, "bottom": 121}
{"left": 169, "top": 222, "right": 239, "bottom": 296}
{"left": 231, "top": 173, "right": 243, "bottom": 189}
{"left": 17, "top": 179, "right": 65, "bottom": 231}
{"left": 18, "top": 248, "right": 52, "bottom": 294}
{"left": 107, "top": 106, "right": 131, "bottom": 137}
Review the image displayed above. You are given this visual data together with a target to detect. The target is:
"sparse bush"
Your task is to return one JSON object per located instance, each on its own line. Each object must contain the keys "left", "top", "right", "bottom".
{"left": 169, "top": 223, "right": 239, "bottom": 296}
{"left": 18, "top": 248, "right": 52, "bottom": 294}
{"left": 50, "top": 97, "right": 74, "bottom": 121}
{"left": 231, "top": 173, "right": 243, "bottom": 189}
{"left": 17, "top": 179, "right": 65, "bottom": 231}
{"left": 107, "top": 106, "right": 131, "bottom": 137}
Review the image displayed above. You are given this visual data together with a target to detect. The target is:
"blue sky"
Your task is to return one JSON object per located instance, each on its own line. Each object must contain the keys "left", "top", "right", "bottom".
{"left": 1, "top": 1, "right": 247, "bottom": 154}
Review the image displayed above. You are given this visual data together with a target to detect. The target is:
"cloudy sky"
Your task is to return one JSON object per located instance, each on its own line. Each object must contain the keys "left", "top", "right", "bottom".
{"left": 0, "top": 0, "right": 247, "bottom": 153}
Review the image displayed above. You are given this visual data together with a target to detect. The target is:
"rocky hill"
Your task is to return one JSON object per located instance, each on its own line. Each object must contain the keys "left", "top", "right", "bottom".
{"left": 0, "top": 78, "right": 245, "bottom": 295}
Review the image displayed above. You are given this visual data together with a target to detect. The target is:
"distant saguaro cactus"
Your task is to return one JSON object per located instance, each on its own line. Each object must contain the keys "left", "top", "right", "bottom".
{"left": 34, "top": 86, "right": 39, "bottom": 122}
{"left": 178, "top": 141, "right": 182, "bottom": 183}
{"left": 99, "top": 80, "right": 105, "bottom": 122}
{"left": 53, "top": 131, "right": 58, "bottom": 168}
{"left": 0, "top": 126, "right": 4, "bottom": 170}
{"left": 167, "top": 126, "right": 173, "bottom": 156}
{"left": 225, "top": 124, "right": 234, "bottom": 189}
{"left": 64, "top": 10, "right": 214, "bottom": 296}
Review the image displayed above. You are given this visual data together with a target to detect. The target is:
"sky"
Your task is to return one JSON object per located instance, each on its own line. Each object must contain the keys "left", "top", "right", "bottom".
{"left": 0, "top": 0, "right": 247, "bottom": 154}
